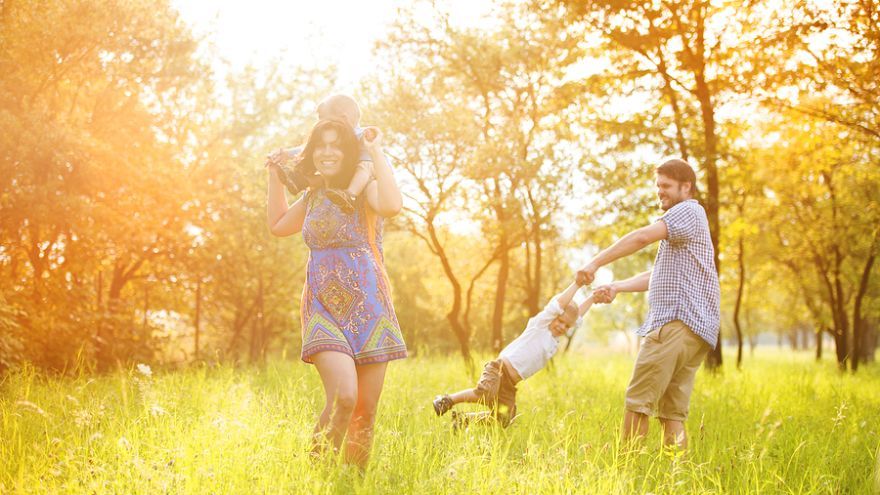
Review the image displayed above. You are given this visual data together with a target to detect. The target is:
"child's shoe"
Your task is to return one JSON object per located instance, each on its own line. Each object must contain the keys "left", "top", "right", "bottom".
{"left": 326, "top": 189, "right": 357, "bottom": 213}
{"left": 432, "top": 394, "right": 454, "bottom": 416}
{"left": 277, "top": 165, "right": 310, "bottom": 196}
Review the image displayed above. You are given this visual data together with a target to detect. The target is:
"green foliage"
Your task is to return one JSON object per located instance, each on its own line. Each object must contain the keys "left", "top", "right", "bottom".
{"left": 2, "top": 0, "right": 879, "bottom": 373}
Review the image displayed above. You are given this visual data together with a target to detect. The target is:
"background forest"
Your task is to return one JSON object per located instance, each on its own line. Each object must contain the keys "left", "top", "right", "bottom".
{"left": 1, "top": 0, "right": 878, "bottom": 374}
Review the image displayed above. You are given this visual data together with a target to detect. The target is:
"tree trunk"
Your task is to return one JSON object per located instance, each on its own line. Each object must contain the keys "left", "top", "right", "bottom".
{"left": 523, "top": 189, "right": 543, "bottom": 316}
{"left": 491, "top": 247, "right": 509, "bottom": 353}
{"left": 250, "top": 274, "right": 265, "bottom": 363}
{"left": 833, "top": 260, "right": 849, "bottom": 371}
{"left": 690, "top": 4, "right": 722, "bottom": 370}
{"left": 851, "top": 247, "right": 876, "bottom": 372}
{"left": 816, "top": 328, "right": 823, "bottom": 361}
{"left": 194, "top": 279, "right": 201, "bottom": 361}
{"left": 851, "top": 229, "right": 878, "bottom": 371}
{"left": 732, "top": 218, "right": 745, "bottom": 369}
{"left": 424, "top": 220, "right": 471, "bottom": 364}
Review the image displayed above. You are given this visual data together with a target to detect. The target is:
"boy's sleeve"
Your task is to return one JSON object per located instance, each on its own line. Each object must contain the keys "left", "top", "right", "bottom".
{"left": 531, "top": 298, "right": 564, "bottom": 328}
{"left": 661, "top": 202, "right": 698, "bottom": 245}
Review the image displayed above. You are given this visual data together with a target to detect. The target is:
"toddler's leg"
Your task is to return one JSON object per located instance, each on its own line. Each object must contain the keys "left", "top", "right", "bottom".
{"left": 451, "top": 410, "right": 496, "bottom": 430}
{"left": 432, "top": 387, "right": 478, "bottom": 416}
{"left": 345, "top": 162, "right": 373, "bottom": 197}
{"left": 448, "top": 388, "right": 480, "bottom": 405}
{"left": 326, "top": 162, "right": 372, "bottom": 213}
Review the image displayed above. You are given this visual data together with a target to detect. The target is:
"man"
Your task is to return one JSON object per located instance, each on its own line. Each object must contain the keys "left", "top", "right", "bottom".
{"left": 577, "top": 158, "right": 720, "bottom": 450}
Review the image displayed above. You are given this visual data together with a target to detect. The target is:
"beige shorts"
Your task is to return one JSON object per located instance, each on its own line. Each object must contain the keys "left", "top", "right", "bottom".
{"left": 624, "top": 320, "right": 710, "bottom": 421}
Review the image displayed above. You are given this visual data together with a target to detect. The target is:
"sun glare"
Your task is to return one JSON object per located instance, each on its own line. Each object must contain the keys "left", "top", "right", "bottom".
{"left": 173, "top": 0, "right": 495, "bottom": 89}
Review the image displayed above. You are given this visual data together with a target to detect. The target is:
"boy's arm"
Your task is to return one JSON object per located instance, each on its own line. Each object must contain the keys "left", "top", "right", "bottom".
{"left": 554, "top": 281, "right": 581, "bottom": 310}
{"left": 577, "top": 294, "right": 595, "bottom": 317}
{"left": 576, "top": 221, "right": 667, "bottom": 285}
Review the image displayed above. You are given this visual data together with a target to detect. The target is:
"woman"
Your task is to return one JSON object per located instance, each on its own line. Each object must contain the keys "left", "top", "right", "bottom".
{"left": 266, "top": 119, "right": 406, "bottom": 468}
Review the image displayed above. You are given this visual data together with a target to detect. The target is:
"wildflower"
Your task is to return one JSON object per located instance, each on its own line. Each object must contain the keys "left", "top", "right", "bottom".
{"left": 73, "top": 409, "right": 92, "bottom": 428}
{"left": 15, "top": 400, "right": 47, "bottom": 417}
{"left": 136, "top": 363, "right": 153, "bottom": 377}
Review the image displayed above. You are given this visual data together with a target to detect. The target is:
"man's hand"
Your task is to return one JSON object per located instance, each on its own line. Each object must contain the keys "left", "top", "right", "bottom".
{"left": 576, "top": 262, "right": 598, "bottom": 286}
{"left": 592, "top": 284, "right": 618, "bottom": 304}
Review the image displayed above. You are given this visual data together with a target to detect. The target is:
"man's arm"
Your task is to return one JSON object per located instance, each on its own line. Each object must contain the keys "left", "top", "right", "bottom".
{"left": 593, "top": 270, "right": 652, "bottom": 304}
{"left": 576, "top": 221, "right": 667, "bottom": 285}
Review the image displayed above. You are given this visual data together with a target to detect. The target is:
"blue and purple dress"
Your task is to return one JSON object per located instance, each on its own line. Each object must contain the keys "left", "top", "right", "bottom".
{"left": 299, "top": 189, "right": 407, "bottom": 365}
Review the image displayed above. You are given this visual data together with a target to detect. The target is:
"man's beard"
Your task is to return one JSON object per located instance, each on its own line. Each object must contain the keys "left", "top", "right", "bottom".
{"left": 660, "top": 195, "right": 682, "bottom": 211}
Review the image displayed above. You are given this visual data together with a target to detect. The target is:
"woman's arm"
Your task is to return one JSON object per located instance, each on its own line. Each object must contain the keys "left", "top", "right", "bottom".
{"left": 362, "top": 127, "right": 402, "bottom": 217}
{"left": 267, "top": 166, "right": 308, "bottom": 236}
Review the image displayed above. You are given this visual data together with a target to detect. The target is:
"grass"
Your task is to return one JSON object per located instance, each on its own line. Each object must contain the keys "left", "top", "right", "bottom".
{"left": 1, "top": 350, "right": 878, "bottom": 494}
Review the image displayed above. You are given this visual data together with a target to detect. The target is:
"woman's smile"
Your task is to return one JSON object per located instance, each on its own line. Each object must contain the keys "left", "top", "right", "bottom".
{"left": 313, "top": 128, "right": 345, "bottom": 177}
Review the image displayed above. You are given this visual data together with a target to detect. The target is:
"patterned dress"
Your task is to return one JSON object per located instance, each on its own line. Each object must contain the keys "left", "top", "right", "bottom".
{"left": 299, "top": 189, "right": 407, "bottom": 365}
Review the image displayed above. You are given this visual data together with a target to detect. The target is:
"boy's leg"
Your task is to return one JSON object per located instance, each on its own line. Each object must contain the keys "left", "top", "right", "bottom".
{"left": 432, "top": 387, "right": 477, "bottom": 416}
{"left": 495, "top": 368, "right": 518, "bottom": 427}
{"left": 346, "top": 162, "right": 373, "bottom": 197}
{"left": 326, "top": 162, "right": 372, "bottom": 213}
{"left": 448, "top": 388, "right": 480, "bottom": 404}
{"left": 451, "top": 410, "right": 496, "bottom": 430}
{"left": 433, "top": 359, "right": 502, "bottom": 416}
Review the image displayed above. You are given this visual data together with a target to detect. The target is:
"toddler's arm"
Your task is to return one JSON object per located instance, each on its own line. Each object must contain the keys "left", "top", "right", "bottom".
{"left": 554, "top": 281, "right": 581, "bottom": 310}
{"left": 577, "top": 294, "right": 595, "bottom": 317}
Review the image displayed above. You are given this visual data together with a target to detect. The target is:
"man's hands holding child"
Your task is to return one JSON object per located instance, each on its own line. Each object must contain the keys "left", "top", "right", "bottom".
{"left": 591, "top": 284, "right": 618, "bottom": 304}
{"left": 576, "top": 262, "right": 598, "bottom": 286}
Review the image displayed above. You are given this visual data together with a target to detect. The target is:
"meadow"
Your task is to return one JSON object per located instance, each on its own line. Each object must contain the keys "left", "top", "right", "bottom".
{"left": 1, "top": 350, "right": 878, "bottom": 494}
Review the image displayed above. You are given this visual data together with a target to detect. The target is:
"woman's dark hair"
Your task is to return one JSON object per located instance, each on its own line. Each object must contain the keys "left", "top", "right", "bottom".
{"left": 655, "top": 158, "right": 699, "bottom": 196}
{"left": 297, "top": 119, "right": 360, "bottom": 189}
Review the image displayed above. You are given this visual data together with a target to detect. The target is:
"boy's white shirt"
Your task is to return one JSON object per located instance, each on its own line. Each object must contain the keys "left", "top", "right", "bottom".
{"left": 499, "top": 298, "right": 583, "bottom": 381}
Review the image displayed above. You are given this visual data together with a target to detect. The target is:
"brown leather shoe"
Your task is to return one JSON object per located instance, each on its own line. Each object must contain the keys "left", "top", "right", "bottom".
{"left": 277, "top": 165, "right": 310, "bottom": 195}
{"left": 325, "top": 188, "right": 357, "bottom": 213}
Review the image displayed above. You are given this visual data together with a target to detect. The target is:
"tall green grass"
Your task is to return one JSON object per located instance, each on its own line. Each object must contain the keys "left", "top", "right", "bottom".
{"left": 1, "top": 351, "right": 878, "bottom": 494}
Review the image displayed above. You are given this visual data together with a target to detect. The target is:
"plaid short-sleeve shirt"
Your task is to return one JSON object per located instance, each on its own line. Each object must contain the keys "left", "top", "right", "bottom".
{"left": 637, "top": 199, "right": 721, "bottom": 348}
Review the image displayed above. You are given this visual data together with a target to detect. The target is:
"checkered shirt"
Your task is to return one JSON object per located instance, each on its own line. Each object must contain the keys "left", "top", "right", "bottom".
{"left": 637, "top": 199, "right": 721, "bottom": 348}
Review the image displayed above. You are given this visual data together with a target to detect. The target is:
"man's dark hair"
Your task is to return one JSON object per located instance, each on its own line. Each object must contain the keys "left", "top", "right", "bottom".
{"left": 656, "top": 158, "right": 698, "bottom": 195}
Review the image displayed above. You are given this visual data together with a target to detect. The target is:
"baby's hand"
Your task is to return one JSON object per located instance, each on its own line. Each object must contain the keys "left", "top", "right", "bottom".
{"left": 363, "top": 126, "right": 382, "bottom": 150}
{"left": 265, "top": 148, "right": 292, "bottom": 170}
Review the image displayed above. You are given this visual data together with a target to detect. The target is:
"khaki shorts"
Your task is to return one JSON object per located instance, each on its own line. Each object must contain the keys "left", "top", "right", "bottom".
{"left": 625, "top": 320, "right": 710, "bottom": 421}
{"left": 474, "top": 359, "right": 517, "bottom": 425}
